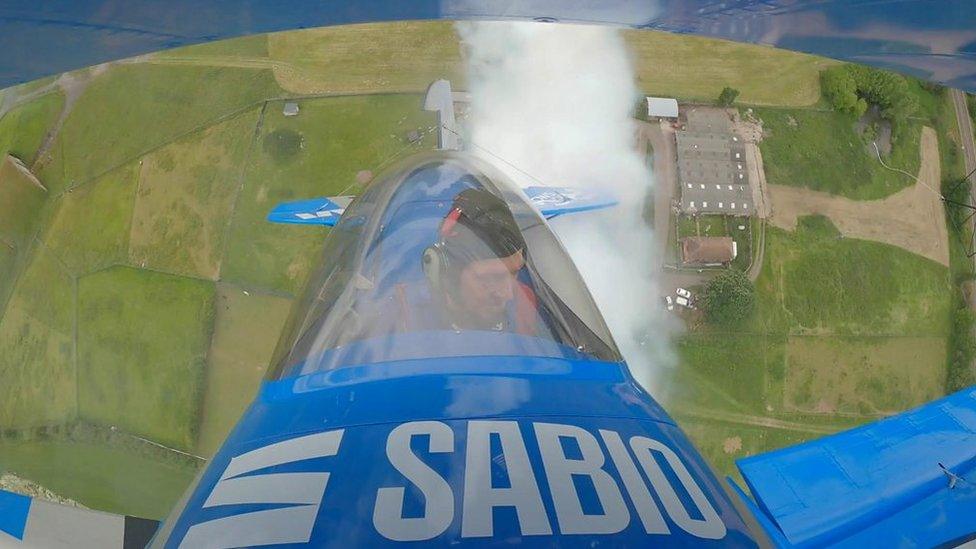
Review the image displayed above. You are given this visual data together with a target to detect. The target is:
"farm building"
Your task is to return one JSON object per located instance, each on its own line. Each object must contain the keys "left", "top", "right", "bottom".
{"left": 680, "top": 236, "right": 737, "bottom": 265}
{"left": 283, "top": 102, "right": 300, "bottom": 116}
{"left": 645, "top": 97, "right": 679, "bottom": 119}
{"left": 677, "top": 108, "right": 752, "bottom": 215}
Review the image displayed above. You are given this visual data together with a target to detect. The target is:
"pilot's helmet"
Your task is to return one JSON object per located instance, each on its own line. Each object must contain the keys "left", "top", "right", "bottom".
{"left": 422, "top": 188, "right": 526, "bottom": 294}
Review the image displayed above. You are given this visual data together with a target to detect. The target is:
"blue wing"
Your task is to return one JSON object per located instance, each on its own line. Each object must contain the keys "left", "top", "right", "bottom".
{"left": 523, "top": 186, "right": 617, "bottom": 218}
{"left": 267, "top": 196, "right": 354, "bottom": 226}
{"left": 732, "top": 387, "right": 976, "bottom": 548}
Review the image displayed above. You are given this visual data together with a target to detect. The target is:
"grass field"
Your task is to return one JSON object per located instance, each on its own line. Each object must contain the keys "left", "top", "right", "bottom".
{"left": 784, "top": 336, "right": 946, "bottom": 415}
{"left": 40, "top": 64, "right": 280, "bottom": 190}
{"left": 625, "top": 30, "right": 837, "bottom": 107}
{"left": 129, "top": 109, "right": 261, "bottom": 280}
{"left": 77, "top": 267, "right": 215, "bottom": 450}
{"left": 0, "top": 439, "right": 197, "bottom": 519}
{"left": 44, "top": 164, "right": 138, "bottom": 275}
{"left": 0, "top": 157, "right": 47, "bottom": 302}
{"left": 196, "top": 284, "right": 293, "bottom": 456}
{"left": 268, "top": 22, "right": 465, "bottom": 95}
{"left": 0, "top": 91, "right": 64, "bottom": 163}
{"left": 756, "top": 108, "right": 922, "bottom": 200}
{"left": 0, "top": 248, "right": 75, "bottom": 428}
{"left": 221, "top": 95, "right": 437, "bottom": 295}
{"left": 679, "top": 214, "right": 952, "bottom": 480}
{"left": 754, "top": 216, "right": 952, "bottom": 336}
{"left": 673, "top": 334, "right": 786, "bottom": 415}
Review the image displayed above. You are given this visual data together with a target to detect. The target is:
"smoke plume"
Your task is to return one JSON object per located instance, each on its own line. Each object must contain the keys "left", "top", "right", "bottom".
{"left": 456, "top": 21, "right": 677, "bottom": 395}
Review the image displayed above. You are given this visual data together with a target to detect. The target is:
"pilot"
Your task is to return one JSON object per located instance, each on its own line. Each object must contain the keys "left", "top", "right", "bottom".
{"left": 422, "top": 188, "right": 540, "bottom": 334}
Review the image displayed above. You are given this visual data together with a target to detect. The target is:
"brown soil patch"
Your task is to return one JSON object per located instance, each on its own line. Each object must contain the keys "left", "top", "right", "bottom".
{"left": 767, "top": 127, "right": 948, "bottom": 266}
{"left": 722, "top": 436, "right": 742, "bottom": 454}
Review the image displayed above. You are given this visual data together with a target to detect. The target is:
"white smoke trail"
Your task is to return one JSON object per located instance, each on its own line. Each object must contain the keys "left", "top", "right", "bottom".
{"left": 456, "top": 21, "right": 678, "bottom": 395}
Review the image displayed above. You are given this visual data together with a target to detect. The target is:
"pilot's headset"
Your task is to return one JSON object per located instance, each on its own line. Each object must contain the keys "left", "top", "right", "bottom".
{"left": 422, "top": 188, "right": 526, "bottom": 300}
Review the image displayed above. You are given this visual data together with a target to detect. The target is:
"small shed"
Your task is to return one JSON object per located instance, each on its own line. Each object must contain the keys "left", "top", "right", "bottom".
{"left": 680, "top": 236, "right": 737, "bottom": 265}
{"left": 645, "top": 97, "right": 679, "bottom": 119}
{"left": 283, "top": 102, "right": 300, "bottom": 117}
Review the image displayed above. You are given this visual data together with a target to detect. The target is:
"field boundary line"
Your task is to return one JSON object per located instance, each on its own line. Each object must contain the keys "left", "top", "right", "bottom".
{"left": 214, "top": 100, "right": 268, "bottom": 286}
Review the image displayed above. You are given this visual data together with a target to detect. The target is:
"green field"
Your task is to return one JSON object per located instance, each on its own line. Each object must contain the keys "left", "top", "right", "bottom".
{"left": 196, "top": 284, "right": 293, "bottom": 456}
{"left": 678, "top": 215, "right": 953, "bottom": 480}
{"left": 0, "top": 91, "right": 64, "bottom": 163}
{"left": 754, "top": 216, "right": 951, "bottom": 336}
{"left": 0, "top": 439, "right": 197, "bottom": 519}
{"left": 77, "top": 267, "right": 215, "bottom": 450}
{"left": 129, "top": 109, "right": 261, "bottom": 280}
{"left": 44, "top": 164, "right": 138, "bottom": 274}
{"left": 0, "top": 157, "right": 48, "bottom": 302}
{"left": 783, "top": 336, "right": 945, "bottom": 415}
{"left": 672, "top": 334, "right": 785, "bottom": 415}
{"left": 756, "top": 108, "right": 921, "bottom": 199}
{"left": 625, "top": 30, "right": 836, "bottom": 107}
{"left": 221, "top": 95, "right": 437, "bottom": 295}
{"left": 40, "top": 64, "right": 280, "bottom": 190}
{"left": 0, "top": 247, "right": 76, "bottom": 429}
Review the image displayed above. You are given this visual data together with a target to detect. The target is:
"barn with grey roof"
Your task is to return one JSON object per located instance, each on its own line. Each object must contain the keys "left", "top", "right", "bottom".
{"left": 677, "top": 108, "right": 753, "bottom": 216}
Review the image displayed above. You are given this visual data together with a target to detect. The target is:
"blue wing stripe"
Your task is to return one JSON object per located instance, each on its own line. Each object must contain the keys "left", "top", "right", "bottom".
{"left": 0, "top": 489, "right": 32, "bottom": 541}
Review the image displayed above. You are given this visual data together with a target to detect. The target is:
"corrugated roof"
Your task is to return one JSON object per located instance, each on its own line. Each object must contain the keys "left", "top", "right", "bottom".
{"left": 646, "top": 97, "right": 678, "bottom": 118}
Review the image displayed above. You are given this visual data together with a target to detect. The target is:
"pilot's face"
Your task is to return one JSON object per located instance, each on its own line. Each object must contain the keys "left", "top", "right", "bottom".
{"left": 456, "top": 250, "right": 525, "bottom": 324}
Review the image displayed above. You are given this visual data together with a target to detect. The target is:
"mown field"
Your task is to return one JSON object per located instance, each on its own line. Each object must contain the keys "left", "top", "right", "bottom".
{"left": 159, "top": 21, "right": 835, "bottom": 106}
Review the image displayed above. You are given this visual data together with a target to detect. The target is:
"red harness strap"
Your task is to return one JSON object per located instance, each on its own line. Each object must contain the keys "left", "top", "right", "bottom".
{"left": 514, "top": 282, "right": 539, "bottom": 336}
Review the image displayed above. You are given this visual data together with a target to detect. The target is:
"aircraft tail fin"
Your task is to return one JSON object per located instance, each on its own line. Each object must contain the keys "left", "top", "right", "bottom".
{"left": 267, "top": 196, "right": 355, "bottom": 226}
{"left": 523, "top": 186, "right": 617, "bottom": 219}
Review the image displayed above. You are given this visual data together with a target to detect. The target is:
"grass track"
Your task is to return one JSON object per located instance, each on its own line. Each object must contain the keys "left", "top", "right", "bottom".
{"left": 195, "top": 285, "right": 292, "bottom": 456}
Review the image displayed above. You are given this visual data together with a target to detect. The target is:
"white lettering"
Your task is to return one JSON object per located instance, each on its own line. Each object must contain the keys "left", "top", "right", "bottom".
{"left": 629, "top": 436, "right": 726, "bottom": 540}
{"left": 462, "top": 421, "right": 552, "bottom": 537}
{"left": 374, "top": 421, "right": 455, "bottom": 541}
{"left": 534, "top": 422, "right": 629, "bottom": 535}
{"left": 599, "top": 429, "right": 669, "bottom": 534}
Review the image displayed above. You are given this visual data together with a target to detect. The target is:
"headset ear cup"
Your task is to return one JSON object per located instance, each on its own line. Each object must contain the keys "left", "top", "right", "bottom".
{"left": 423, "top": 244, "right": 448, "bottom": 298}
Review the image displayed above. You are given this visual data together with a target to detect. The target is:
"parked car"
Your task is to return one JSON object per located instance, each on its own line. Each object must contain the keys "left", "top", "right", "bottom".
{"left": 676, "top": 287, "right": 692, "bottom": 299}
{"left": 664, "top": 295, "right": 674, "bottom": 311}
{"left": 676, "top": 296, "right": 691, "bottom": 308}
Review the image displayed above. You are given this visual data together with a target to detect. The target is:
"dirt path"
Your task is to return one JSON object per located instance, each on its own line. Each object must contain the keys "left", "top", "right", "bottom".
{"left": 766, "top": 127, "right": 948, "bottom": 266}
{"left": 672, "top": 406, "right": 844, "bottom": 435}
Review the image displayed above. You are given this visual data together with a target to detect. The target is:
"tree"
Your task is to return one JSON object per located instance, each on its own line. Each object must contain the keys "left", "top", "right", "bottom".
{"left": 701, "top": 269, "right": 755, "bottom": 324}
{"left": 717, "top": 87, "right": 740, "bottom": 107}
